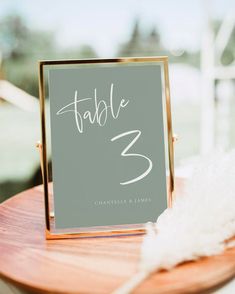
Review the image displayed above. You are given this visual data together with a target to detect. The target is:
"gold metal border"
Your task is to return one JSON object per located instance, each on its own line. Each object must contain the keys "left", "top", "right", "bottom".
{"left": 38, "top": 56, "right": 174, "bottom": 239}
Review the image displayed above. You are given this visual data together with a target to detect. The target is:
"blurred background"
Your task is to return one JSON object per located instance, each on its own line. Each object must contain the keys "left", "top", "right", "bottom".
{"left": 0, "top": 0, "right": 234, "bottom": 202}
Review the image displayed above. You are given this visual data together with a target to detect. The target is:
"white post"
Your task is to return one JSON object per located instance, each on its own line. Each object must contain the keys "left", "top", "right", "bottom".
{"left": 200, "top": 11, "right": 215, "bottom": 155}
{"left": 216, "top": 80, "right": 234, "bottom": 151}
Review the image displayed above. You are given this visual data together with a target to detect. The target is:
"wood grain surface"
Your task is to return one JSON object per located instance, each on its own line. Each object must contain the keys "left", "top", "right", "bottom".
{"left": 0, "top": 179, "right": 235, "bottom": 294}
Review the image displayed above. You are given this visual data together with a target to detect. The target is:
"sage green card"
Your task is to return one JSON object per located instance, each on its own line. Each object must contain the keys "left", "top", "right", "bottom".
{"left": 48, "top": 63, "right": 167, "bottom": 229}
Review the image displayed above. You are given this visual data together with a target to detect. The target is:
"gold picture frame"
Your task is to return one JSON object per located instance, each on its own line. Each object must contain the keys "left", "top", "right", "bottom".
{"left": 37, "top": 56, "right": 175, "bottom": 240}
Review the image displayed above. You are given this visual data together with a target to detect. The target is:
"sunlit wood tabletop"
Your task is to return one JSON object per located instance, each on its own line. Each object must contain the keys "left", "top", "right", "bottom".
{"left": 0, "top": 178, "right": 235, "bottom": 294}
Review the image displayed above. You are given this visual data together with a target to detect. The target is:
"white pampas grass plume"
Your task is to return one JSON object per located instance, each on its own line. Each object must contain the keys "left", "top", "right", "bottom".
{"left": 113, "top": 150, "right": 235, "bottom": 294}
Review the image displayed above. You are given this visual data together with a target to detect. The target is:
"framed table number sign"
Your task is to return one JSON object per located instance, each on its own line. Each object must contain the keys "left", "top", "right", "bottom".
{"left": 38, "top": 56, "right": 174, "bottom": 239}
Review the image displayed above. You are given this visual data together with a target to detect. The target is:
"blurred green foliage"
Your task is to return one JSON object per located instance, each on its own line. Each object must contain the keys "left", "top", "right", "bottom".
{"left": 0, "top": 14, "right": 97, "bottom": 97}
{"left": 1, "top": 15, "right": 233, "bottom": 97}
{"left": 117, "top": 19, "right": 200, "bottom": 67}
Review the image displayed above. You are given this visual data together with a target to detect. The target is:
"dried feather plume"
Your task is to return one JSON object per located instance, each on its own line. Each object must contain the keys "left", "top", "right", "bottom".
{"left": 113, "top": 150, "right": 235, "bottom": 294}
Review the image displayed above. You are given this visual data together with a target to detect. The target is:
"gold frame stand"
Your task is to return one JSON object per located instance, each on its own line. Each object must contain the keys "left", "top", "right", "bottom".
{"left": 37, "top": 56, "right": 176, "bottom": 239}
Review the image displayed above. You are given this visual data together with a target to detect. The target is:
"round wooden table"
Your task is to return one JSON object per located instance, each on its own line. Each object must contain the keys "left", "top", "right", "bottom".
{"left": 0, "top": 179, "right": 235, "bottom": 294}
